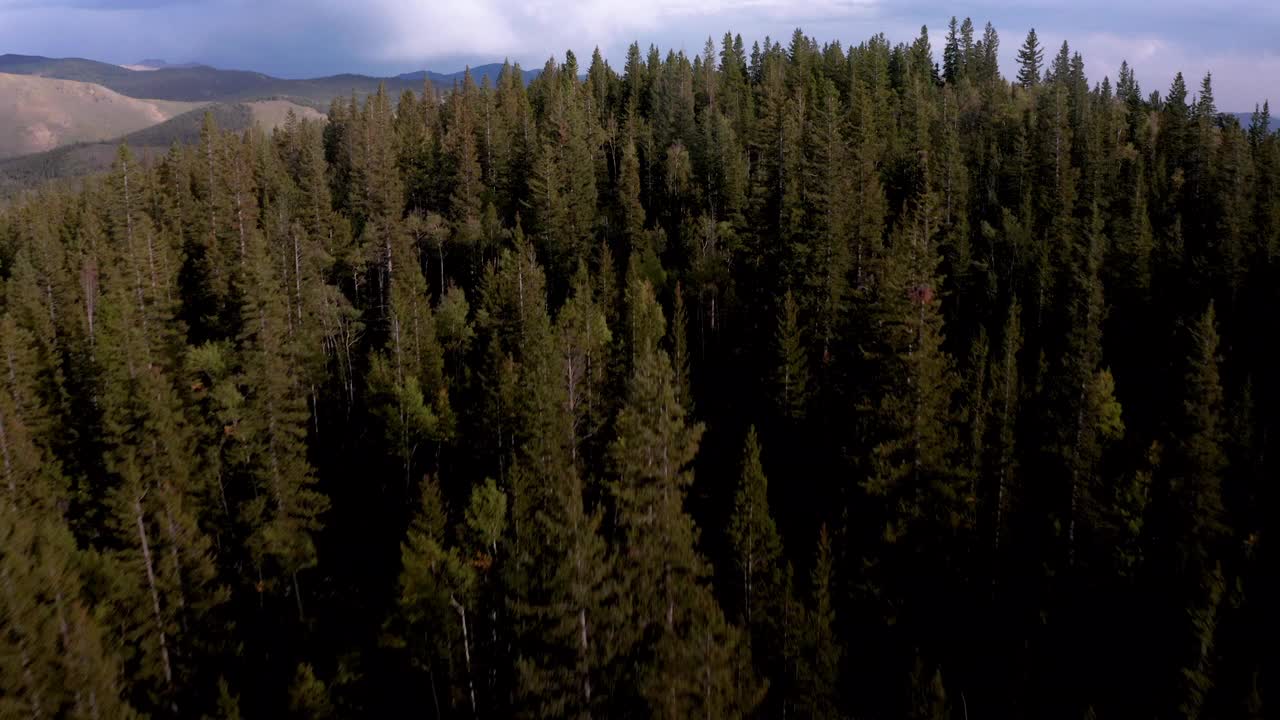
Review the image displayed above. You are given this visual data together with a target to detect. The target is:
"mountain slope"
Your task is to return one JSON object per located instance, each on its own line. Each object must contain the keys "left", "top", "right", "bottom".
{"left": 398, "top": 62, "right": 541, "bottom": 87}
{"left": 0, "top": 99, "right": 323, "bottom": 198}
{"left": 1231, "top": 111, "right": 1277, "bottom": 133}
{"left": 0, "top": 72, "right": 203, "bottom": 159}
{"left": 0, "top": 53, "right": 419, "bottom": 104}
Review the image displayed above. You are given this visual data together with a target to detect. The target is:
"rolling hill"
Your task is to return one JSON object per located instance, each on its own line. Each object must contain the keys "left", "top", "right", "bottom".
{"left": 0, "top": 99, "right": 324, "bottom": 199}
{"left": 0, "top": 53, "right": 545, "bottom": 105}
{"left": 398, "top": 62, "right": 541, "bottom": 88}
{"left": 0, "top": 53, "right": 421, "bottom": 105}
{"left": 0, "top": 72, "right": 203, "bottom": 159}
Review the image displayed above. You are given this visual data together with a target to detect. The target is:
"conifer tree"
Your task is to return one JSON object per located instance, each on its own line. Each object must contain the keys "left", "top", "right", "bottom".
{"left": 987, "top": 301, "right": 1022, "bottom": 552}
{"left": 367, "top": 218, "right": 449, "bottom": 485}
{"left": 943, "top": 17, "right": 962, "bottom": 84}
{"left": 609, "top": 275, "right": 758, "bottom": 716}
{"left": 863, "top": 189, "right": 965, "bottom": 542}
{"left": 0, "top": 504, "right": 139, "bottom": 719}
{"left": 727, "top": 426, "right": 783, "bottom": 639}
{"left": 796, "top": 525, "right": 841, "bottom": 719}
{"left": 0, "top": 24, "right": 1275, "bottom": 720}
{"left": 775, "top": 288, "right": 809, "bottom": 421}
{"left": 394, "top": 475, "right": 477, "bottom": 714}
{"left": 805, "top": 79, "right": 854, "bottom": 356}
{"left": 232, "top": 218, "right": 329, "bottom": 617}
{"left": 1173, "top": 304, "right": 1227, "bottom": 569}
{"left": 1016, "top": 29, "right": 1045, "bottom": 88}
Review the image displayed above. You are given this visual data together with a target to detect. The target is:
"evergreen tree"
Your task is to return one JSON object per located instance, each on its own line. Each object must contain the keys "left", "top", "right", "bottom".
{"left": 0, "top": 24, "right": 1274, "bottom": 720}
{"left": 795, "top": 525, "right": 841, "bottom": 719}
{"left": 727, "top": 426, "right": 783, "bottom": 640}
{"left": 1173, "top": 304, "right": 1227, "bottom": 569}
{"left": 1016, "top": 29, "right": 1045, "bottom": 88}
{"left": 609, "top": 275, "right": 759, "bottom": 716}
{"left": 775, "top": 289, "right": 809, "bottom": 421}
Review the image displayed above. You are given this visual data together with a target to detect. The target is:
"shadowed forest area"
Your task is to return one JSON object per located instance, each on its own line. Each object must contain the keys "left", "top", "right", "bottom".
{"left": 0, "top": 20, "right": 1277, "bottom": 719}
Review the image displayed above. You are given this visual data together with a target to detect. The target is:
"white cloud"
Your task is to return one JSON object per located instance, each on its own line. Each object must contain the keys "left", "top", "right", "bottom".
{"left": 1055, "top": 32, "right": 1279, "bottom": 108}
{"left": 329, "top": 0, "right": 879, "bottom": 65}
{"left": 0, "top": 0, "right": 1274, "bottom": 107}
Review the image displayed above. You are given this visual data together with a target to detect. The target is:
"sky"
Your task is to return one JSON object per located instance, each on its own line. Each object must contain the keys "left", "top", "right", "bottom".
{"left": 0, "top": 0, "right": 1277, "bottom": 109}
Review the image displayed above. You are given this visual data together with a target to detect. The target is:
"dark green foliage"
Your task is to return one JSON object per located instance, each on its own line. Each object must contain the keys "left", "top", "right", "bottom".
{"left": 0, "top": 23, "right": 1274, "bottom": 720}
{"left": 1016, "top": 28, "right": 1045, "bottom": 87}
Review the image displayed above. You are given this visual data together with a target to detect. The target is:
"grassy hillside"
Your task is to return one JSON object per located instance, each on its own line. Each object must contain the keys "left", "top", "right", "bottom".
{"left": 0, "top": 53, "right": 419, "bottom": 104}
{"left": 247, "top": 99, "right": 326, "bottom": 128}
{"left": 0, "top": 72, "right": 203, "bottom": 159}
{"left": 0, "top": 100, "right": 322, "bottom": 199}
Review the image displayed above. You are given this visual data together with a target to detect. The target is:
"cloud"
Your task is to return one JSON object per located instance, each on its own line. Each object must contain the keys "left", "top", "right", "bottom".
{"left": 1024, "top": 31, "right": 1279, "bottom": 107}
{"left": 0, "top": 0, "right": 188, "bottom": 8}
{"left": 0, "top": 0, "right": 1274, "bottom": 107}
{"left": 323, "top": 0, "right": 879, "bottom": 66}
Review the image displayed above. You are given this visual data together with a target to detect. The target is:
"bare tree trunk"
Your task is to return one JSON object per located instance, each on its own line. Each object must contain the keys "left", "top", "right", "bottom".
{"left": 427, "top": 656, "right": 442, "bottom": 720}
{"left": 293, "top": 230, "right": 305, "bottom": 325}
{"left": 235, "top": 185, "right": 247, "bottom": 263}
{"left": 579, "top": 606, "right": 592, "bottom": 713}
{"left": 134, "top": 492, "right": 174, "bottom": 687}
{"left": 293, "top": 570, "right": 306, "bottom": 621}
{"left": 450, "top": 595, "right": 478, "bottom": 719}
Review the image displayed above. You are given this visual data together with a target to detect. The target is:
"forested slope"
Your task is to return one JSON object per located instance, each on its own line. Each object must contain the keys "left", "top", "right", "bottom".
{"left": 0, "top": 22, "right": 1277, "bottom": 719}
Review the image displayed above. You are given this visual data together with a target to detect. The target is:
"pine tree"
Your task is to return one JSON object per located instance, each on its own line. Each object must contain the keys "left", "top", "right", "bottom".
{"left": 667, "top": 283, "right": 692, "bottom": 413}
{"left": 796, "top": 525, "right": 841, "bottom": 719}
{"left": 367, "top": 218, "right": 448, "bottom": 486}
{"left": 943, "top": 17, "right": 962, "bottom": 84}
{"left": 863, "top": 189, "right": 965, "bottom": 542}
{"left": 556, "top": 263, "right": 613, "bottom": 465}
{"left": 0, "top": 505, "right": 138, "bottom": 719}
{"left": 1173, "top": 304, "right": 1227, "bottom": 570}
{"left": 609, "top": 275, "right": 759, "bottom": 717}
{"left": 289, "top": 663, "right": 335, "bottom": 719}
{"left": 514, "top": 468, "right": 616, "bottom": 720}
{"left": 394, "top": 476, "right": 478, "bottom": 715}
{"left": 977, "top": 23, "right": 1000, "bottom": 83}
{"left": 727, "top": 427, "right": 783, "bottom": 640}
{"left": 1016, "top": 29, "right": 1045, "bottom": 88}
{"left": 805, "top": 79, "right": 854, "bottom": 357}
{"left": 987, "top": 301, "right": 1022, "bottom": 553}
{"left": 232, "top": 219, "right": 329, "bottom": 618}
{"left": 775, "top": 289, "right": 809, "bottom": 421}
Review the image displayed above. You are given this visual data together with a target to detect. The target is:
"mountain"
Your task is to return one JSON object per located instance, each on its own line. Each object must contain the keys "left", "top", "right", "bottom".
{"left": 123, "top": 59, "right": 205, "bottom": 72}
{"left": 0, "top": 53, "right": 420, "bottom": 104}
{"left": 0, "top": 72, "right": 204, "bottom": 159}
{"left": 0, "top": 54, "right": 543, "bottom": 105}
{"left": 131, "top": 59, "right": 204, "bottom": 70}
{"left": 0, "top": 53, "right": 543, "bottom": 175}
{"left": 397, "top": 62, "right": 541, "bottom": 87}
{"left": 0, "top": 99, "right": 323, "bottom": 199}
{"left": 1231, "top": 111, "right": 1277, "bottom": 133}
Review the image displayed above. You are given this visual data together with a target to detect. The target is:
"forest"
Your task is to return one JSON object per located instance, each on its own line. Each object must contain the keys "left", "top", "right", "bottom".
{"left": 0, "top": 19, "right": 1277, "bottom": 719}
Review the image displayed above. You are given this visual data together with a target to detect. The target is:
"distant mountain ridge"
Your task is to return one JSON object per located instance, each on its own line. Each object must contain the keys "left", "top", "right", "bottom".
{"left": 0, "top": 53, "right": 419, "bottom": 105}
{"left": 0, "top": 54, "right": 545, "bottom": 105}
{"left": 1231, "top": 112, "right": 1277, "bottom": 133}
{"left": 397, "top": 63, "right": 541, "bottom": 87}
{"left": 131, "top": 59, "right": 205, "bottom": 70}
